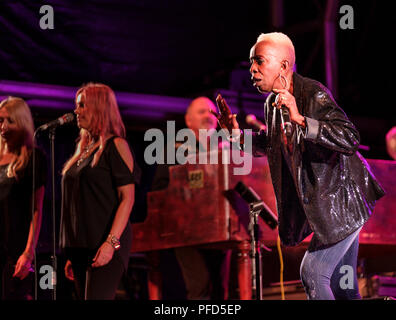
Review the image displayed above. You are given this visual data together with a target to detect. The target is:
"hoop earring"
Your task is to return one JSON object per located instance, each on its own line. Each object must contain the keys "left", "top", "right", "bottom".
{"left": 278, "top": 73, "right": 288, "bottom": 89}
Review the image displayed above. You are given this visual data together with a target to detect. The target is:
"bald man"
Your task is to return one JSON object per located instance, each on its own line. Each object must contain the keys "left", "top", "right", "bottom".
{"left": 216, "top": 32, "right": 385, "bottom": 300}
{"left": 185, "top": 97, "right": 218, "bottom": 136}
{"left": 151, "top": 97, "right": 229, "bottom": 300}
{"left": 386, "top": 126, "right": 396, "bottom": 160}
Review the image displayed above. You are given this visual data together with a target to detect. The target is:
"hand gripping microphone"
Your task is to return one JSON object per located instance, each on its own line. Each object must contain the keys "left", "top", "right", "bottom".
{"left": 273, "top": 94, "right": 292, "bottom": 137}
{"left": 280, "top": 106, "right": 293, "bottom": 137}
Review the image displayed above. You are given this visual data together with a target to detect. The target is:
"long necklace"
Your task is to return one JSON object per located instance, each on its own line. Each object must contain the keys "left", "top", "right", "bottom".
{"left": 76, "top": 141, "right": 96, "bottom": 167}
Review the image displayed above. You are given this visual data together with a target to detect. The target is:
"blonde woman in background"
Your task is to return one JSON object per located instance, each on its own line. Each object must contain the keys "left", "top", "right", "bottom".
{"left": 0, "top": 97, "right": 46, "bottom": 300}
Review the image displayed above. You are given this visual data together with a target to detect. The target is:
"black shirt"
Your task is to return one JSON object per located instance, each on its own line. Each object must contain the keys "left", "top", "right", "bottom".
{"left": 60, "top": 136, "right": 138, "bottom": 251}
{"left": 0, "top": 148, "right": 47, "bottom": 260}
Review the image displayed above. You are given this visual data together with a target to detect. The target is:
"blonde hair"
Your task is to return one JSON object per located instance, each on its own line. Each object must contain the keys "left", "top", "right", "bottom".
{"left": 62, "top": 83, "right": 126, "bottom": 174}
{"left": 0, "top": 97, "right": 35, "bottom": 179}
{"left": 254, "top": 32, "right": 296, "bottom": 68}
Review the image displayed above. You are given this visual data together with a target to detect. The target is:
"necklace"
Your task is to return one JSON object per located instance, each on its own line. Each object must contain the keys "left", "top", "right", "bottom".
{"left": 76, "top": 141, "right": 96, "bottom": 167}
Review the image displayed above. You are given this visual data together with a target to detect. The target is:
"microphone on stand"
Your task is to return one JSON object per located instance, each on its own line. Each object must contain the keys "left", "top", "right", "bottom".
{"left": 246, "top": 114, "right": 266, "bottom": 132}
{"left": 234, "top": 181, "right": 278, "bottom": 230}
{"left": 33, "top": 113, "right": 75, "bottom": 300}
{"left": 36, "top": 113, "right": 74, "bottom": 131}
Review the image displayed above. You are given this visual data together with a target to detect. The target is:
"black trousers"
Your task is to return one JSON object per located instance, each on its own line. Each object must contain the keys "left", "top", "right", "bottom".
{"left": 174, "top": 247, "right": 229, "bottom": 300}
{"left": 65, "top": 248, "right": 125, "bottom": 300}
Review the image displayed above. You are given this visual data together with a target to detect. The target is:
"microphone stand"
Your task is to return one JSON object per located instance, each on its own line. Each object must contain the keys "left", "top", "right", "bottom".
{"left": 248, "top": 201, "right": 264, "bottom": 300}
{"left": 32, "top": 116, "right": 73, "bottom": 299}
{"left": 49, "top": 127, "right": 57, "bottom": 300}
{"left": 32, "top": 127, "right": 58, "bottom": 300}
{"left": 32, "top": 133, "right": 38, "bottom": 300}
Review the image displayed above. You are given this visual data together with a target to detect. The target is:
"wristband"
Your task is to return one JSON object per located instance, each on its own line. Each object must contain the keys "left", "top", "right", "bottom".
{"left": 106, "top": 234, "right": 121, "bottom": 251}
{"left": 227, "top": 129, "right": 243, "bottom": 143}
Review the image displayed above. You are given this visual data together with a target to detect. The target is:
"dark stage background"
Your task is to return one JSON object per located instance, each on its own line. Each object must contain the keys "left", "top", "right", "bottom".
{"left": 1, "top": 0, "right": 394, "bottom": 157}
{"left": 0, "top": 0, "right": 395, "bottom": 299}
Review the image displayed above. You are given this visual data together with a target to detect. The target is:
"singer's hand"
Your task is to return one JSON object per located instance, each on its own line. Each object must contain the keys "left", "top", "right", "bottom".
{"left": 91, "top": 242, "right": 114, "bottom": 268}
{"left": 13, "top": 253, "right": 33, "bottom": 280}
{"left": 211, "top": 94, "right": 240, "bottom": 133}
{"left": 64, "top": 259, "right": 74, "bottom": 281}
{"left": 273, "top": 89, "right": 305, "bottom": 127}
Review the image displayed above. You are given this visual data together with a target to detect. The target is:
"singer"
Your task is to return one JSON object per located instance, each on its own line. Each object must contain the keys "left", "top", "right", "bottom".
{"left": 0, "top": 97, "right": 47, "bottom": 300}
{"left": 59, "top": 83, "right": 140, "bottom": 300}
{"left": 216, "top": 32, "right": 385, "bottom": 300}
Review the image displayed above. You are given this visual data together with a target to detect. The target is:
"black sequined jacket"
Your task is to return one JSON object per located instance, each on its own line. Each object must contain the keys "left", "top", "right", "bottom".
{"left": 252, "top": 72, "right": 385, "bottom": 247}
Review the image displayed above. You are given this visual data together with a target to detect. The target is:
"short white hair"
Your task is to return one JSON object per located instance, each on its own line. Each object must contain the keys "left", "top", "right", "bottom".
{"left": 255, "top": 32, "right": 296, "bottom": 68}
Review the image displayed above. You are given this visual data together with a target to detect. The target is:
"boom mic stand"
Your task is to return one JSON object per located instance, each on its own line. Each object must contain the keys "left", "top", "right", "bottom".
{"left": 32, "top": 127, "right": 58, "bottom": 300}
{"left": 31, "top": 134, "right": 38, "bottom": 300}
{"left": 234, "top": 181, "right": 278, "bottom": 300}
{"left": 248, "top": 201, "right": 265, "bottom": 300}
{"left": 49, "top": 127, "right": 57, "bottom": 300}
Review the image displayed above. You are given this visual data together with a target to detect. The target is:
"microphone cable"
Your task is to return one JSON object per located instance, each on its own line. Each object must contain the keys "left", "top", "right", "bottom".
{"left": 276, "top": 235, "right": 285, "bottom": 300}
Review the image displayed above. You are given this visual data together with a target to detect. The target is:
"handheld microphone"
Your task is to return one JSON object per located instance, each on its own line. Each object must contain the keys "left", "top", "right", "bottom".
{"left": 280, "top": 107, "right": 293, "bottom": 137}
{"left": 246, "top": 114, "right": 266, "bottom": 132}
{"left": 37, "top": 113, "right": 74, "bottom": 131}
{"left": 273, "top": 93, "right": 292, "bottom": 137}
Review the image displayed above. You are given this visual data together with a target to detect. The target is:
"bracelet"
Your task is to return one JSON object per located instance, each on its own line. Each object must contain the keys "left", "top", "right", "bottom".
{"left": 106, "top": 234, "right": 121, "bottom": 251}
{"left": 227, "top": 129, "right": 243, "bottom": 143}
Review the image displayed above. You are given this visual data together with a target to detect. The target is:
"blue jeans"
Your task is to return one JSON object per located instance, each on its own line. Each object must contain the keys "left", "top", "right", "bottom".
{"left": 300, "top": 227, "right": 362, "bottom": 300}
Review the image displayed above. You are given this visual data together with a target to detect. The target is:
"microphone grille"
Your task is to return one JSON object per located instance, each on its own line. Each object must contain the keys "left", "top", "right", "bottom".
{"left": 245, "top": 114, "right": 257, "bottom": 125}
{"left": 63, "top": 113, "right": 75, "bottom": 123}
